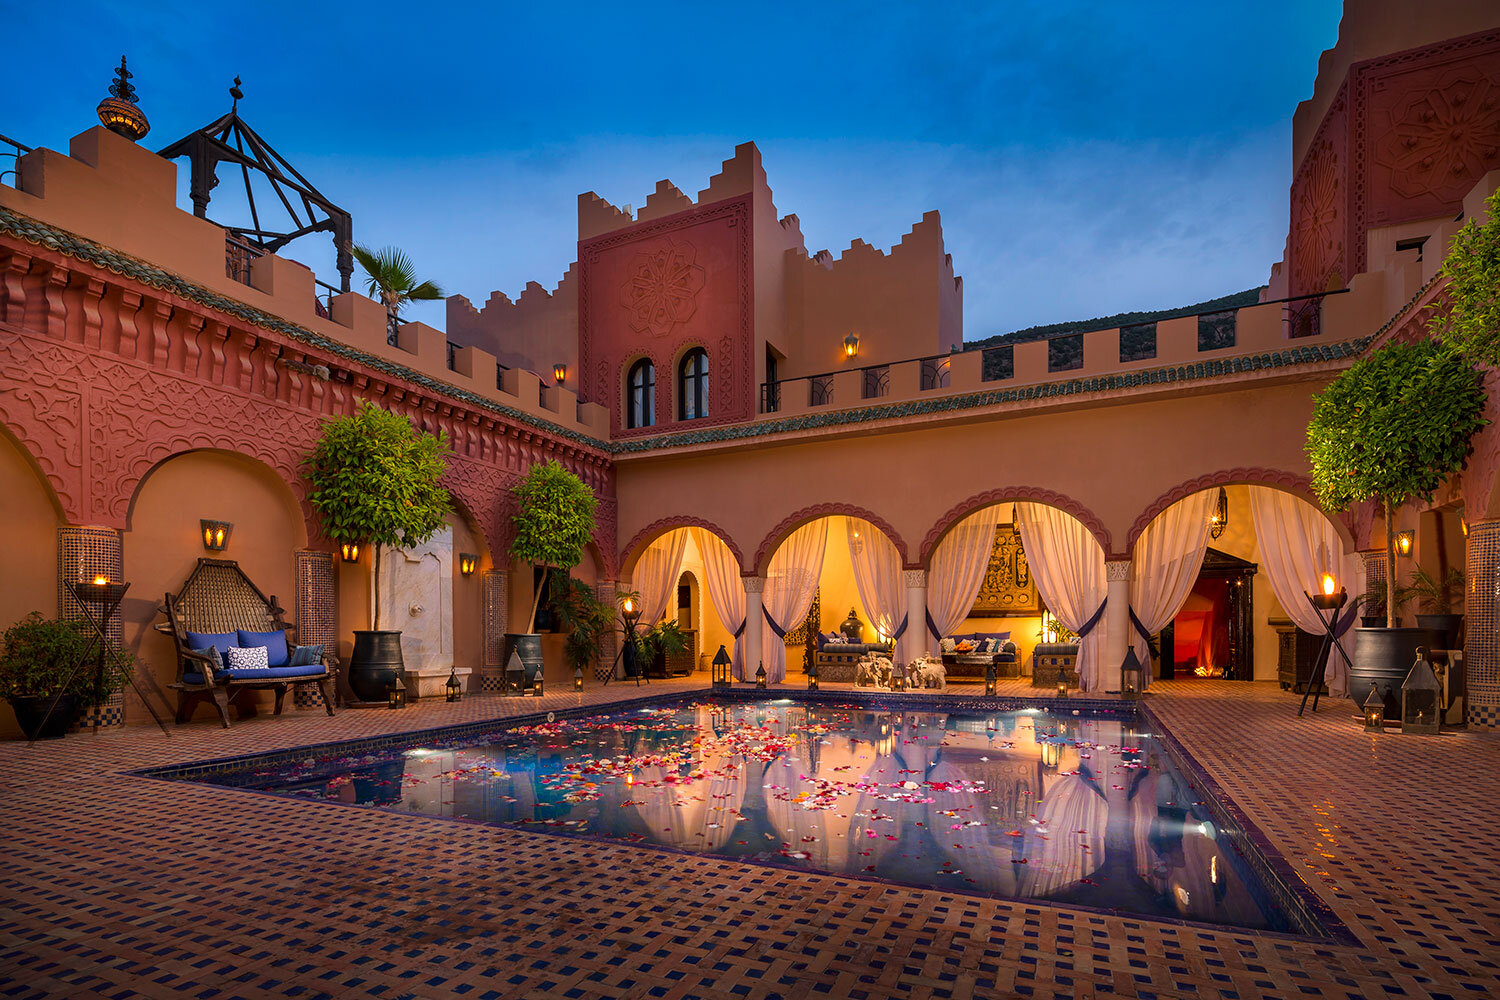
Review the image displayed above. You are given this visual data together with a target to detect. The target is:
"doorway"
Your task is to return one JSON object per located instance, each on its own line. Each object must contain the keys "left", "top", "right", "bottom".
{"left": 1163, "top": 548, "right": 1257, "bottom": 680}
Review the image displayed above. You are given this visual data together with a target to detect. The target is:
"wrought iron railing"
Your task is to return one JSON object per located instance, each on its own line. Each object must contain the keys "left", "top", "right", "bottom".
{"left": 810, "top": 375, "right": 834, "bottom": 406}
{"left": 446, "top": 340, "right": 458, "bottom": 371}
{"left": 861, "top": 364, "right": 890, "bottom": 399}
{"left": 0, "top": 133, "right": 30, "bottom": 188}
{"left": 760, "top": 381, "right": 782, "bottom": 414}
{"left": 1285, "top": 294, "right": 1326, "bottom": 339}
{"left": 314, "top": 278, "right": 340, "bottom": 319}
{"left": 224, "top": 236, "right": 264, "bottom": 285}
{"left": 1197, "top": 309, "right": 1236, "bottom": 351}
{"left": 919, "top": 355, "right": 950, "bottom": 390}
{"left": 1119, "top": 322, "right": 1157, "bottom": 363}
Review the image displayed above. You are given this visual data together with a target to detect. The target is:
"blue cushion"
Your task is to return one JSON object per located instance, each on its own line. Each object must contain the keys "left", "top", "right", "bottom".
{"left": 237, "top": 629, "right": 289, "bottom": 667}
{"left": 185, "top": 630, "right": 239, "bottom": 652}
{"left": 181, "top": 663, "right": 327, "bottom": 685}
{"left": 289, "top": 644, "right": 324, "bottom": 667}
{"left": 189, "top": 645, "right": 224, "bottom": 673}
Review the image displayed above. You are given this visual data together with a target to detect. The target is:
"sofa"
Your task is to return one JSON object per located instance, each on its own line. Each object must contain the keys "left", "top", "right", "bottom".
{"left": 939, "top": 631, "right": 1018, "bottom": 681}
{"left": 814, "top": 632, "right": 893, "bottom": 683}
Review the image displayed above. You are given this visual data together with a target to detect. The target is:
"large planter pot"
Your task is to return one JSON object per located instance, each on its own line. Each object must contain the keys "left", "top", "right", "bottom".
{"left": 1415, "top": 613, "right": 1463, "bottom": 651}
{"left": 348, "top": 629, "right": 405, "bottom": 703}
{"left": 502, "top": 634, "right": 544, "bottom": 685}
{"left": 10, "top": 694, "right": 76, "bottom": 740}
{"left": 1348, "top": 627, "right": 1442, "bottom": 717}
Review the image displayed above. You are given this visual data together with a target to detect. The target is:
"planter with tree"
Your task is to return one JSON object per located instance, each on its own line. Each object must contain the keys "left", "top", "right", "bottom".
{"left": 508, "top": 460, "right": 597, "bottom": 686}
{"left": 1, "top": 613, "right": 131, "bottom": 740}
{"left": 1306, "top": 338, "right": 1487, "bottom": 714}
{"left": 305, "top": 400, "right": 450, "bottom": 703}
{"left": 351, "top": 244, "right": 445, "bottom": 345}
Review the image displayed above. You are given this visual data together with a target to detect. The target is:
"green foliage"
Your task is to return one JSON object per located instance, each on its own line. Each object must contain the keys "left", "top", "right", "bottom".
{"left": 1429, "top": 188, "right": 1500, "bottom": 367}
{"left": 1361, "top": 581, "right": 1415, "bottom": 619}
{"left": 351, "top": 244, "right": 446, "bottom": 318}
{"left": 551, "top": 576, "right": 615, "bottom": 673}
{"left": 0, "top": 613, "right": 131, "bottom": 703}
{"left": 510, "top": 461, "right": 598, "bottom": 632}
{"left": 1405, "top": 566, "right": 1466, "bottom": 614}
{"left": 632, "top": 620, "right": 688, "bottom": 665}
{"left": 1306, "top": 340, "right": 1487, "bottom": 512}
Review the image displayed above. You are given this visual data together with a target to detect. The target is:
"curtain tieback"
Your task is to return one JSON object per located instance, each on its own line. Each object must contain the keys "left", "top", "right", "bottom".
{"left": 763, "top": 605, "right": 788, "bottom": 639}
{"left": 1076, "top": 598, "right": 1108, "bottom": 639}
{"left": 733, "top": 618, "right": 746, "bottom": 639}
{"left": 1128, "top": 607, "right": 1152, "bottom": 647}
{"left": 892, "top": 614, "right": 908, "bottom": 641}
{"left": 1334, "top": 602, "right": 1359, "bottom": 639}
{"left": 925, "top": 610, "right": 941, "bottom": 642}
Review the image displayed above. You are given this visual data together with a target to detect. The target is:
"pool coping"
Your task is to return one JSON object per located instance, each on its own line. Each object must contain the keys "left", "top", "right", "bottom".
{"left": 132, "top": 688, "right": 1359, "bottom": 946}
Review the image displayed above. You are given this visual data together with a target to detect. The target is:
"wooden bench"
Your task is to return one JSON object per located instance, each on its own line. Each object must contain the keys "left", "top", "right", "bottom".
{"left": 155, "top": 558, "right": 337, "bottom": 728}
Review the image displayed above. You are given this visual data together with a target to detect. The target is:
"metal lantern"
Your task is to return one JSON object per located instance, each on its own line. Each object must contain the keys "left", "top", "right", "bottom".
{"left": 533, "top": 672, "right": 544, "bottom": 698}
{"left": 96, "top": 57, "right": 150, "bottom": 141}
{"left": 984, "top": 659, "right": 997, "bottom": 697}
{"left": 843, "top": 332, "right": 859, "bottom": 359}
{"left": 712, "top": 644, "right": 732, "bottom": 689}
{"left": 573, "top": 666, "right": 584, "bottom": 692}
{"left": 340, "top": 542, "right": 361, "bottom": 563}
{"left": 755, "top": 662, "right": 767, "bottom": 690}
{"left": 1362, "top": 683, "right": 1385, "bottom": 732}
{"left": 1400, "top": 648, "right": 1441, "bottom": 735}
{"left": 1396, "top": 530, "right": 1415, "bottom": 557}
{"left": 554, "top": 362, "right": 567, "bottom": 385}
{"left": 445, "top": 667, "right": 463, "bottom": 703}
{"left": 458, "top": 553, "right": 478, "bottom": 576}
{"left": 1209, "top": 486, "right": 1229, "bottom": 540}
{"left": 807, "top": 657, "right": 819, "bottom": 691}
{"left": 1040, "top": 737, "right": 1061, "bottom": 770}
{"left": 387, "top": 673, "right": 406, "bottom": 709}
{"left": 200, "top": 519, "right": 232, "bottom": 551}
{"left": 892, "top": 664, "right": 906, "bottom": 692}
{"left": 1120, "top": 649, "right": 1144, "bottom": 700}
{"left": 505, "top": 649, "right": 526, "bottom": 697}
{"left": 1056, "top": 680, "right": 1068, "bottom": 700}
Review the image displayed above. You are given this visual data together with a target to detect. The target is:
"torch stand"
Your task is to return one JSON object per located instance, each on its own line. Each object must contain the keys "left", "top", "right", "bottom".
{"left": 1297, "top": 589, "right": 1353, "bottom": 718}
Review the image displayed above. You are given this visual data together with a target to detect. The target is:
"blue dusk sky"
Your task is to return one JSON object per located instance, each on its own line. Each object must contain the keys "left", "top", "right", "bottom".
{"left": 4, "top": 1, "right": 1344, "bottom": 337}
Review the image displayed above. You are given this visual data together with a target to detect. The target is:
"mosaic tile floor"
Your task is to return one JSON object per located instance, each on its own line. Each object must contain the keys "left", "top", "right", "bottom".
{"left": 1, "top": 676, "right": 1497, "bottom": 1000}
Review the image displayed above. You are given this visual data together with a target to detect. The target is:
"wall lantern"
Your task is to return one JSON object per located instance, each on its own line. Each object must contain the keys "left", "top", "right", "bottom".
{"left": 340, "top": 542, "right": 362, "bottom": 563}
{"left": 1400, "top": 648, "right": 1441, "bottom": 734}
{"left": 573, "top": 665, "right": 584, "bottom": 692}
{"left": 843, "top": 332, "right": 859, "bottom": 360}
{"left": 554, "top": 362, "right": 567, "bottom": 385}
{"left": 755, "top": 662, "right": 767, "bottom": 690}
{"left": 200, "top": 519, "right": 232, "bottom": 552}
{"left": 388, "top": 673, "right": 407, "bottom": 710}
{"left": 458, "top": 553, "right": 478, "bottom": 577}
{"left": 1209, "top": 487, "right": 1229, "bottom": 540}
{"left": 1460, "top": 515, "right": 1469, "bottom": 538}
{"left": 445, "top": 667, "right": 463, "bottom": 703}
{"left": 1120, "top": 649, "right": 1144, "bottom": 700}
{"left": 1362, "top": 683, "right": 1385, "bottom": 732}
{"left": 712, "top": 644, "right": 732, "bottom": 689}
{"left": 1396, "top": 530, "right": 1415, "bottom": 557}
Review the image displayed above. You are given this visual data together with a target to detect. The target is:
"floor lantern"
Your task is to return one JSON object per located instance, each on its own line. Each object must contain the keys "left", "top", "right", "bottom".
{"left": 756, "top": 662, "right": 767, "bottom": 689}
{"left": 505, "top": 649, "right": 525, "bottom": 697}
{"left": 984, "top": 660, "right": 997, "bottom": 697}
{"left": 573, "top": 666, "right": 584, "bottom": 692}
{"left": 1055, "top": 680, "right": 1068, "bottom": 700}
{"left": 1401, "top": 648, "right": 1441, "bottom": 735}
{"left": 1120, "top": 649, "right": 1144, "bottom": 700}
{"left": 387, "top": 674, "right": 406, "bottom": 710}
{"left": 1362, "top": 683, "right": 1385, "bottom": 732}
{"left": 712, "top": 644, "right": 732, "bottom": 689}
{"left": 533, "top": 672, "right": 545, "bottom": 697}
{"left": 445, "top": 667, "right": 463, "bottom": 703}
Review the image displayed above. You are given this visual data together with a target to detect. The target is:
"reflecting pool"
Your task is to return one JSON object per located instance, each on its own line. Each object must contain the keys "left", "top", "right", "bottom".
{"left": 203, "top": 701, "right": 1296, "bottom": 931}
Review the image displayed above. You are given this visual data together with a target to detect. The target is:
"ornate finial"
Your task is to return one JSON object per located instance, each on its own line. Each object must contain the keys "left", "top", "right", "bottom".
{"left": 97, "top": 54, "right": 149, "bottom": 141}
{"left": 230, "top": 76, "right": 243, "bottom": 109}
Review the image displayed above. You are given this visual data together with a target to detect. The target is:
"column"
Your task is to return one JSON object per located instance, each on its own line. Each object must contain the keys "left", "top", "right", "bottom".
{"left": 742, "top": 576, "right": 765, "bottom": 683}
{"left": 1466, "top": 520, "right": 1498, "bottom": 729}
{"left": 479, "top": 569, "right": 508, "bottom": 693}
{"left": 594, "top": 580, "right": 618, "bottom": 683}
{"left": 1104, "top": 559, "right": 1132, "bottom": 692}
{"left": 903, "top": 569, "right": 927, "bottom": 664}
{"left": 293, "top": 549, "right": 336, "bottom": 709}
{"left": 56, "top": 525, "right": 124, "bottom": 730}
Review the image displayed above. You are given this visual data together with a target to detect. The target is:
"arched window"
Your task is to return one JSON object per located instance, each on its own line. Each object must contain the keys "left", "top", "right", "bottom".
{"left": 627, "top": 359, "right": 655, "bottom": 429}
{"left": 678, "top": 348, "right": 709, "bottom": 420}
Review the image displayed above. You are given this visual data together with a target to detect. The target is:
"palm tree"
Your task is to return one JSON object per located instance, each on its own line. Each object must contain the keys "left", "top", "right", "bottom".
{"left": 350, "top": 244, "right": 445, "bottom": 344}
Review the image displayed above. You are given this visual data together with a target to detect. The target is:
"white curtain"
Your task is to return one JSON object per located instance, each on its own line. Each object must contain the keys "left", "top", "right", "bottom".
{"left": 1015, "top": 502, "right": 1108, "bottom": 691}
{"left": 690, "top": 527, "right": 747, "bottom": 679}
{"left": 1129, "top": 490, "right": 1215, "bottom": 687}
{"left": 762, "top": 519, "right": 828, "bottom": 683}
{"left": 927, "top": 509, "right": 997, "bottom": 651}
{"left": 846, "top": 517, "right": 906, "bottom": 647}
{"left": 1249, "top": 487, "right": 1355, "bottom": 696}
{"left": 634, "top": 531, "right": 687, "bottom": 625}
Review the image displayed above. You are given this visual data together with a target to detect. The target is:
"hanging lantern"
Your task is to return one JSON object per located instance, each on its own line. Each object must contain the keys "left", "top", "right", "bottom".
{"left": 712, "top": 644, "right": 732, "bottom": 689}
{"left": 1209, "top": 486, "right": 1229, "bottom": 540}
{"left": 200, "top": 519, "right": 233, "bottom": 552}
{"left": 573, "top": 665, "right": 584, "bottom": 692}
{"left": 1362, "top": 683, "right": 1385, "bottom": 732}
{"left": 755, "top": 662, "right": 767, "bottom": 690}
{"left": 445, "top": 667, "right": 463, "bottom": 703}
{"left": 387, "top": 673, "right": 407, "bottom": 710}
{"left": 1400, "top": 648, "right": 1441, "bottom": 734}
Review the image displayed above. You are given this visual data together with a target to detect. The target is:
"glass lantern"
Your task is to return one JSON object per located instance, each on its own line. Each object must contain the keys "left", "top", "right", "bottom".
{"left": 984, "top": 660, "right": 997, "bottom": 697}
{"left": 504, "top": 649, "right": 526, "bottom": 697}
{"left": 1400, "top": 648, "right": 1441, "bottom": 735}
{"left": 1120, "top": 649, "right": 1144, "bottom": 700}
{"left": 1362, "top": 683, "right": 1385, "bottom": 732}
{"left": 807, "top": 656, "right": 819, "bottom": 691}
{"left": 445, "top": 667, "right": 463, "bottom": 703}
{"left": 712, "top": 644, "right": 732, "bottom": 689}
{"left": 755, "top": 663, "right": 767, "bottom": 690}
{"left": 387, "top": 674, "right": 406, "bottom": 710}
{"left": 573, "top": 666, "right": 584, "bottom": 692}
{"left": 533, "top": 672, "right": 544, "bottom": 698}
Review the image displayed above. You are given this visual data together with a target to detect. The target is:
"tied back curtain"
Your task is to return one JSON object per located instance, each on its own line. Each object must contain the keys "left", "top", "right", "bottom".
{"left": 1129, "top": 490, "right": 1216, "bottom": 687}
{"left": 926, "top": 509, "right": 998, "bottom": 651}
{"left": 762, "top": 519, "right": 828, "bottom": 683}
{"left": 634, "top": 531, "right": 687, "bottom": 627}
{"left": 846, "top": 517, "right": 906, "bottom": 645}
{"left": 1015, "top": 502, "right": 1108, "bottom": 691}
{"left": 689, "top": 528, "right": 747, "bottom": 679}
{"left": 1249, "top": 487, "right": 1355, "bottom": 696}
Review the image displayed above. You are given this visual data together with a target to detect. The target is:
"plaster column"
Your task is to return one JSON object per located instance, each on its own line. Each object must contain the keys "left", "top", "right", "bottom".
{"left": 903, "top": 569, "right": 928, "bottom": 664}
{"left": 56, "top": 525, "right": 124, "bottom": 730}
{"left": 293, "top": 549, "right": 337, "bottom": 709}
{"left": 742, "top": 576, "right": 765, "bottom": 683}
{"left": 1465, "top": 520, "right": 1499, "bottom": 729}
{"left": 1104, "top": 559, "right": 1132, "bottom": 693}
{"left": 480, "top": 569, "right": 508, "bottom": 694}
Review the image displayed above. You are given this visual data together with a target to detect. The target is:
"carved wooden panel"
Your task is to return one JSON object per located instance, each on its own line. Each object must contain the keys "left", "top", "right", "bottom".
{"left": 969, "top": 524, "right": 1039, "bottom": 617}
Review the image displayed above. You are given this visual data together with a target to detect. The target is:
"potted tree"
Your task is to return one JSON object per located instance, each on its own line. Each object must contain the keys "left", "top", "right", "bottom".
{"left": 1, "top": 613, "right": 130, "bottom": 740}
{"left": 552, "top": 576, "right": 615, "bottom": 682}
{"left": 632, "top": 619, "right": 689, "bottom": 678}
{"left": 1306, "top": 338, "right": 1487, "bottom": 713}
{"left": 351, "top": 244, "right": 445, "bottom": 345}
{"left": 1407, "top": 566, "right": 1465, "bottom": 650}
{"left": 305, "top": 400, "right": 450, "bottom": 703}
{"left": 508, "top": 461, "right": 597, "bottom": 685}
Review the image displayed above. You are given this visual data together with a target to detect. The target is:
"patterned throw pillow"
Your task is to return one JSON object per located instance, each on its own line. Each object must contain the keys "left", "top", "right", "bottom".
{"left": 288, "top": 644, "right": 324, "bottom": 667}
{"left": 226, "top": 645, "right": 270, "bottom": 670}
{"left": 190, "top": 646, "right": 223, "bottom": 673}
{"left": 939, "top": 637, "right": 957, "bottom": 654}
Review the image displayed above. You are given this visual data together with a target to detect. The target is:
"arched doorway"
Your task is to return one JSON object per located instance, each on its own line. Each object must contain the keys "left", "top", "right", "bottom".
{"left": 620, "top": 521, "right": 742, "bottom": 680}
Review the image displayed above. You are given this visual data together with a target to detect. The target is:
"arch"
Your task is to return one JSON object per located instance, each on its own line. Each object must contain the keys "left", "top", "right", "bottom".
{"left": 0, "top": 422, "right": 67, "bottom": 522}
{"left": 125, "top": 447, "right": 309, "bottom": 549}
{"left": 677, "top": 346, "right": 709, "bottom": 421}
{"left": 752, "top": 504, "right": 909, "bottom": 576}
{"left": 920, "top": 487, "right": 1111, "bottom": 566}
{"left": 621, "top": 515, "right": 744, "bottom": 581}
{"left": 1124, "top": 468, "right": 1355, "bottom": 555}
{"left": 626, "top": 357, "right": 656, "bottom": 429}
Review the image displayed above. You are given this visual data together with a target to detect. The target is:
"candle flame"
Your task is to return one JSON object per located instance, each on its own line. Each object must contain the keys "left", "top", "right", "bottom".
{"left": 1321, "top": 573, "right": 1336, "bottom": 596}
{"left": 92, "top": 575, "right": 110, "bottom": 586}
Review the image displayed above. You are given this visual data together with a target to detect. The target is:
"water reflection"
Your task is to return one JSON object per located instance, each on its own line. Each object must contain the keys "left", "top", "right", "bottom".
{"left": 261, "top": 702, "right": 1284, "bottom": 931}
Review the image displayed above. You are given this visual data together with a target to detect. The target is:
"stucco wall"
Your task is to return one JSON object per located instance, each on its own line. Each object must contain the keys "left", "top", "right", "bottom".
{"left": 0, "top": 431, "right": 63, "bottom": 739}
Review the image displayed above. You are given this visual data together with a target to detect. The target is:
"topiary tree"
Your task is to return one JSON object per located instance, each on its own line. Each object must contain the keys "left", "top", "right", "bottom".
{"left": 1306, "top": 339, "right": 1487, "bottom": 626}
{"left": 1429, "top": 187, "right": 1500, "bottom": 368}
{"left": 305, "top": 400, "right": 451, "bottom": 630}
{"left": 509, "top": 460, "right": 598, "bottom": 634}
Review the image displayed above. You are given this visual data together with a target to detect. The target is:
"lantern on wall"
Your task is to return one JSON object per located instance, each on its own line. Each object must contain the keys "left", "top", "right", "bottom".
{"left": 200, "top": 519, "right": 233, "bottom": 552}
{"left": 340, "top": 542, "right": 362, "bottom": 563}
{"left": 1400, "top": 648, "right": 1441, "bottom": 734}
{"left": 445, "top": 667, "right": 463, "bottom": 703}
{"left": 843, "top": 332, "right": 859, "bottom": 360}
{"left": 458, "top": 553, "right": 477, "bottom": 577}
{"left": 1209, "top": 487, "right": 1229, "bottom": 540}
{"left": 1396, "top": 530, "right": 1415, "bottom": 557}
{"left": 387, "top": 673, "right": 407, "bottom": 709}
{"left": 712, "top": 645, "right": 732, "bottom": 689}
{"left": 1362, "top": 683, "right": 1385, "bottom": 732}
{"left": 554, "top": 363, "right": 567, "bottom": 385}
{"left": 755, "top": 663, "right": 767, "bottom": 690}
{"left": 1120, "top": 649, "right": 1144, "bottom": 700}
